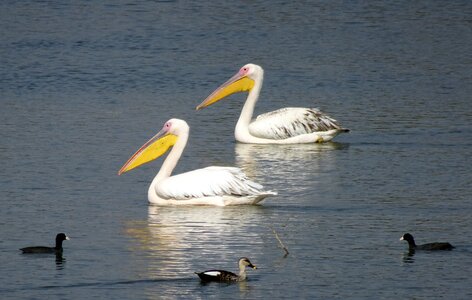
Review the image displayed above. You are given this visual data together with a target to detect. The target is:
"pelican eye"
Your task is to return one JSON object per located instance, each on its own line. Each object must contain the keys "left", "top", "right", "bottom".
{"left": 240, "top": 67, "right": 249, "bottom": 74}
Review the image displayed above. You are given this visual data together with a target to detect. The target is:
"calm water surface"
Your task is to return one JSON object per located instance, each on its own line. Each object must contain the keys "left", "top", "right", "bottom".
{"left": 1, "top": 1, "right": 471, "bottom": 299}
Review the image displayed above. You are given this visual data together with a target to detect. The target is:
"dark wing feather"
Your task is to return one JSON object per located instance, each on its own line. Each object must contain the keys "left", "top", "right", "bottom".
{"left": 417, "top": 242, "right": 455, "bottom": 250}
{"left": 249, "top": 107, "right": 346, "bottom": 139}
{"left": 195, "top": 270, "right": 239, "bottom": 282}
{"left": 20, "top": 246, "right": 56, "bottom": 253}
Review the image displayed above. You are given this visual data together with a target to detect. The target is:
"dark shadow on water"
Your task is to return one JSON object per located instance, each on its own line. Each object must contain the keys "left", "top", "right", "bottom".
{"left": 198, "top": 280, "right": 236, "bottom": 287}
{"left": 1, "top": 277, "right": 196, "bottom": 294}
{"left": 19, "top": 251, "right": 67, "bottom": 269}
{"left": 401, "top": 246, "right": 467, "bottom": 264}
{"left": 402, "top": 250, "right": 415, "bottom": 263}
{"left": 197, "top": 278, "right": 255, "bottom": 294}
{"left": 55, "top": 254, "right": 66, "bottom": 269}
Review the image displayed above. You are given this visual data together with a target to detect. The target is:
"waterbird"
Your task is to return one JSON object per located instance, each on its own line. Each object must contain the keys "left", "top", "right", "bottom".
{"left": 196, "top": 63, "right": 349, "bottom": 144}
{"left": 195, "top": 257, "right": 257, "bottom": 282}
{"left": 118, "top": 119, "right": 276, "bottom": 206}
{"left": 400, "top": 233, "right": 455, "bottom": 251}
{"left": 20, "top": 233, "right": 69, "bottom": 254}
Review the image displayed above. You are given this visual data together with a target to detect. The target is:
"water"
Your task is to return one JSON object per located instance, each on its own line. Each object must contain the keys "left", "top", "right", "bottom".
{"left": 1, "top": 1, "right": 471, "bottom": 298}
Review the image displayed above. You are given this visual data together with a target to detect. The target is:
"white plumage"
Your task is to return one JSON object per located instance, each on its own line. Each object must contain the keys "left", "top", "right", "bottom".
{"left": 249, "top": 107, "right": 345, "bottom": 140}
{"left": 203, "top": 271, "right": 221, "bottom": 277}
{"left": 197, "top": 64, "right": 349, "bottom": 144}
{"left": 155, "top": 166, "right": 266, "bottom": 200}
{"left": 119, "top": 119, "right": 276, "bottom": 206}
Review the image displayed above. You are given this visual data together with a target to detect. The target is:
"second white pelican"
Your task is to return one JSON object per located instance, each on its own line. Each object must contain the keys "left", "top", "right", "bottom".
{"left": 118, "top": 118, "right": 276, "bottom": 206}
{"left": 196, "top": 63, "right": 349, "bottom": 144}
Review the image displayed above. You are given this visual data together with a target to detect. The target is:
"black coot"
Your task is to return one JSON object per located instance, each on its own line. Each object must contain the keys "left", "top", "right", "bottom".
{"left": 20, "top": 233, "right": 69, "bottom": 254}
{"left": 400, "top": 233, "right": 454, "bottom": 251}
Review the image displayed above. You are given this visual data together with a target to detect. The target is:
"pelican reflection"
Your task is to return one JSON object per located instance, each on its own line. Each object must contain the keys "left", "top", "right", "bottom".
{"left": 125, "top": 205, "right": 268, "bottom": 281}
{"left": 235, "top": 143, "right": 348, "bottom": 196}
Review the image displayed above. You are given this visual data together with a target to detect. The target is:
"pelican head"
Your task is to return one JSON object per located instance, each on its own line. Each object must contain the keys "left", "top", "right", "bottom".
{"left": 118, "top": 119, "right": 188, "bottom": 175}
{"left": 196, "top": 63, "right": 263, "bottom": 110}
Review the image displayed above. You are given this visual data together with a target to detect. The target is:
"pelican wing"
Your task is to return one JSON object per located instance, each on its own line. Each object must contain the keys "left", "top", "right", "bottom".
{"left": 249, "top": 107, "right": 344, "bottom": 139}
{"left": 155, "top": 167, "right": 268, "bottom": 200}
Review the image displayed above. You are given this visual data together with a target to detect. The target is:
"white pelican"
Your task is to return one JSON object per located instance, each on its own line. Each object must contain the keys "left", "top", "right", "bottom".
{"left": 118, "top": 118, "right": 276, "bottom": 206}
{"left": 196, "top": 63, "right": 349, "bottom": 144}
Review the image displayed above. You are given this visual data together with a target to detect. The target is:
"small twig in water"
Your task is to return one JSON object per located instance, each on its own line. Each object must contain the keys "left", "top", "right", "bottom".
{"left": 270, "top": 226, "right": 289, "bottom": 257}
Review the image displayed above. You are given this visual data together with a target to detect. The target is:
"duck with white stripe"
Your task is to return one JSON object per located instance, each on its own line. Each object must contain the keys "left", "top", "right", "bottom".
{"left": 195, "top": 257, "right": 257, "bottom": 282}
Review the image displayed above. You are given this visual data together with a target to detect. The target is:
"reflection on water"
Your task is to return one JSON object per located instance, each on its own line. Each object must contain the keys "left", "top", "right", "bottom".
{"left": 235, "top": 141, "right": 348, "bottom": 165}
{"left": 3, "top": 0, "right": 471, "bottom": 297}
{"left": 199, "top": 278, "right": 253, "bottom": 295}
{"left": 124, "top": 205, "right": 271, "bottom": 299}
{"left": 235, "top": 142, "right": 346, "bottom": 175}
{"left": 55, "top": 254, "right": 66, "bottom": 270}
{"left": 235, "top": 142, "right": 349, "bottom": 198}
{"left": 125, "top": 206, "right": 270, "bottom": 280}
{"left": 402, "top": 250, "right": 415, "bottom": 264}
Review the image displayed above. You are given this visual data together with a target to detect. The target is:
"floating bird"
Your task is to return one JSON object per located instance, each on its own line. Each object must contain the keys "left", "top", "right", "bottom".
{"left": 20, "top": 233, "right": 69, "bottom": 254}
{"left": 400, "top": 233, "right": 455, "bottom": 251}
{"left": 196, "top": 63, "right": 348, "bottom": 144}
{"left": 195, "top": 257, "right": 257, "bottom": 282}
{"left": 118, "top": 119, "right": 276, "bottom": 206}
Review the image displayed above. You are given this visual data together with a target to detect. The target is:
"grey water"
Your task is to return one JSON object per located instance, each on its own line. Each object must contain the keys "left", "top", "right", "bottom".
{"left": 1, "top": 1, "right": 471, "bottom": 299}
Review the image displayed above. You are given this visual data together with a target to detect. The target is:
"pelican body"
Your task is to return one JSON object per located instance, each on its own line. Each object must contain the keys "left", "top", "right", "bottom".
{"left": 195, "top": 257, "right": 257, "bottom": 282}
{"left": 118, "top": 119, "right": 276, "bottom": 206}
{"left": 197, "top": 64, "right": 349, "bottom": 144}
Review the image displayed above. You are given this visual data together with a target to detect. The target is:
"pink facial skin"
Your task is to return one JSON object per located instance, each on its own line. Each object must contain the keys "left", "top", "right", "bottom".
{"left": 239, "top": 66, "right": 250, "bottom": 76}
{"left": 163, "top": 121, "right": 172, "bottom": 132}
